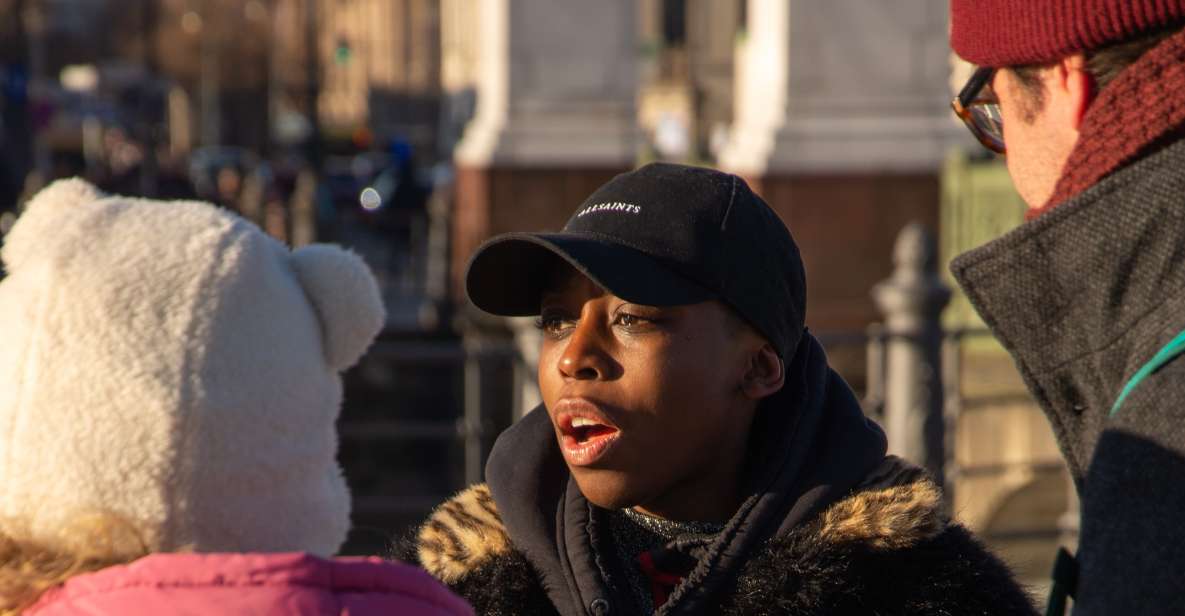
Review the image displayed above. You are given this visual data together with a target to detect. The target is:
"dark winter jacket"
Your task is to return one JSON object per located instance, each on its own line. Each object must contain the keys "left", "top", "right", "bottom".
{"left": 952, "top": 136, "right": 1185, "bottom": 615}
{"left": 407, "top": 334, "right": 1037, "bottom": 615}
{"left": 950, "top": 28, "right": 1185, "bottom": 616}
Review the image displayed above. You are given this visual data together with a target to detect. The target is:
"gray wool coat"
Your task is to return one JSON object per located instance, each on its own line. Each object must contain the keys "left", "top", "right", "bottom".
{"left": 951, "top": 136, "right": 1185, "bottom": 615}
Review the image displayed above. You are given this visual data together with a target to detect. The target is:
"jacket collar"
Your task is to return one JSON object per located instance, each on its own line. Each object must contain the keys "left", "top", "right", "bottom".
{"left": 480, "top": 332, "right": 887, "bottom": 615}
{"left": 951, "top": 137, "right": 1185, "bottom": 481}
{"left": 417, "top": 472, "right": 947, "bottom": 613}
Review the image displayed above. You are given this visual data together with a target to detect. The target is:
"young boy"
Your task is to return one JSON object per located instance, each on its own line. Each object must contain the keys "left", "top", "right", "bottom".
{"left": 410, "top": 163, "right": 1036, "bottom": 615}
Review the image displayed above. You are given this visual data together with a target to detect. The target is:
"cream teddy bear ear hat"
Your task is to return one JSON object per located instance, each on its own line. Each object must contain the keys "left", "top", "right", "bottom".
{"left": 0, "top": 179, "right": 384, "bottom": 557}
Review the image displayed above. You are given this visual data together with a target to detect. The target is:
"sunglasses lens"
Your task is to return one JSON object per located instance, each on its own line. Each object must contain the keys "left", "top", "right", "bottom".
{"left": 969, "top": 102, "right": 1005, "bottom": 153}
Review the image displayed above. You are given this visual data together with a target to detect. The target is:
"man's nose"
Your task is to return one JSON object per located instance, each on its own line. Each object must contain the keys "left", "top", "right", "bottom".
{"left": 557, "top": 316, "right": 613, "bottom": 381}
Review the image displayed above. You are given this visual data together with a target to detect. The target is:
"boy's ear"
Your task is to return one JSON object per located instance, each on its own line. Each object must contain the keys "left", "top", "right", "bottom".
{"left": 741, "top": 344, "right": 784, "bottom": 401}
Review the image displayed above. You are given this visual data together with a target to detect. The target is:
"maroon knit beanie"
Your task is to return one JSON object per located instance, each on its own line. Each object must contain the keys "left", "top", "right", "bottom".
{"left": 950, "top": 0, "right": 1185, "bottom": 66}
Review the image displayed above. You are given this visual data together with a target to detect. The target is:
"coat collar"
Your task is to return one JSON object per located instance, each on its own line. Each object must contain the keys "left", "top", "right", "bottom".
{"left": 417, "top": 476, "right": 947, "bottom": 608}
{"left": 951, "top": 137, "right": 1185, "bottom": 481}
{"left": 416, "top": 473, "right": 1049, "bottom": 616}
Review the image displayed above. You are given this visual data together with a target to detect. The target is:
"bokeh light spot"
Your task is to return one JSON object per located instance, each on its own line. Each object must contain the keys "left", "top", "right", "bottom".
{"left": 360, "top": 187, "right": 382, "bottom": 211}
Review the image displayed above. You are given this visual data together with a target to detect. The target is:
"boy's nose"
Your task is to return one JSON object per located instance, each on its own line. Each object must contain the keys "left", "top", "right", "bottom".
{"left": 557, "top": 318, "right": 612, "bottom": 381}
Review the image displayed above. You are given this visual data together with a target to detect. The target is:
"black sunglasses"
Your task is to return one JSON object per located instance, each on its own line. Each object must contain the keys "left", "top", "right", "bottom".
{"left": 951, "top": 67, "right": 1005, "bottom": 154}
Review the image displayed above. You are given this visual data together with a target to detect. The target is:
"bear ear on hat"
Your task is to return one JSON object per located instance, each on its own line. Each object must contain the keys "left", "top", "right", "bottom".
{"left": 23, "top": 177, "right": 105, "bottom": 216}
{"left": 290, "top": 245, "right": 385, "bottom": 371}
{"left": 2, "top": 178, "right": 104, "bottom": 270}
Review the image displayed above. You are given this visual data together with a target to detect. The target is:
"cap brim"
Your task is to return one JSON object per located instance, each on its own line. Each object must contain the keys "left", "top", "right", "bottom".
{"left": 465, "top": 232, "right": 714, "bottom": 316}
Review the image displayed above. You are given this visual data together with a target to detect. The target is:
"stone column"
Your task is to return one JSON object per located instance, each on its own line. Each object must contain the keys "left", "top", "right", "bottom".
{"left": 873, "top": 223, "right": 951, "bottom": 481}
{"left": 719, "top": 0, "right": 963, "bottom": 336}
{"left": 447, "top": 0, "right": 639, "bottom": 292}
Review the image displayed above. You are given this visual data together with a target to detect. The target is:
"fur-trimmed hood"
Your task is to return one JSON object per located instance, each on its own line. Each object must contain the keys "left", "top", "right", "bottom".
{"left": 418, "top": 482, "right": 512, "bottom": 585}
{"left": 415, "top": 476, "right": 1036, "bottom": 615}
{"left": 418, "top": 478, "right": 947, "bottom": 586}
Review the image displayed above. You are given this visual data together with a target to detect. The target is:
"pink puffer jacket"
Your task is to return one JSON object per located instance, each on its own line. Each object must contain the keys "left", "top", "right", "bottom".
{"left": 24, "top": 552, "right": 473, "bottom": 615}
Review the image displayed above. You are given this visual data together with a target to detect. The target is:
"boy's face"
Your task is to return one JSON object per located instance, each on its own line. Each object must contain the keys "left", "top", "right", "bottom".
{"left": 537, "top": 266, "right": 762, "bottom": 521}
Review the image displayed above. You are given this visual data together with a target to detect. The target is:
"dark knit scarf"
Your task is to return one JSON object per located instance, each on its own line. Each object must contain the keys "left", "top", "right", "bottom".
{"left": 601, "top": 509, "right": 722, "bottom": 613}
{"left": 1032, "top": 26, "right": 1185, "bottom": 219}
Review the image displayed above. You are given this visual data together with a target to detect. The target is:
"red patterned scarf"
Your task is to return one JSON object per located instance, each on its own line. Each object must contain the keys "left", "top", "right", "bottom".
{"left": 1031, "top": 27, "right": 1185, "bottom": 219}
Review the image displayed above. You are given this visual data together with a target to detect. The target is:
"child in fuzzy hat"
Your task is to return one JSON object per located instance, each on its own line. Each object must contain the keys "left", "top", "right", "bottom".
{"left": 0, "top": 179, "right": 472, "bottom": 616}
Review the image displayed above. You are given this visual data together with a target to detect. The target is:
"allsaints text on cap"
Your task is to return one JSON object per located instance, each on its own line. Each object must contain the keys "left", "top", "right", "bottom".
{"left": 576, "top": 202, "right": 642, "bottom": 217}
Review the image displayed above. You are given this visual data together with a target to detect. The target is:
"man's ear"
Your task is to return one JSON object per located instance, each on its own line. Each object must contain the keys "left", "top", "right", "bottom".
{"left": 1053, "top": 53, "right": 1093, "bottom": 132}
{"left": 741, "top": 344, "right": 785, "bottom": 401}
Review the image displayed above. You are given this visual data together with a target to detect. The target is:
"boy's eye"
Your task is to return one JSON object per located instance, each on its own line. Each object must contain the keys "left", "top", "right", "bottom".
{"left": 535, "top": 313, "right": 574, "bottom": 335}
{"left": 613, "top": 312, "right": 648, "bottom": 328}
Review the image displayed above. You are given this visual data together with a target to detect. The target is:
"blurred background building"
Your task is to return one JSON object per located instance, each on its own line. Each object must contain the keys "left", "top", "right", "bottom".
{"left": 0, "top": 0, "right": 1069, "bottom": 595}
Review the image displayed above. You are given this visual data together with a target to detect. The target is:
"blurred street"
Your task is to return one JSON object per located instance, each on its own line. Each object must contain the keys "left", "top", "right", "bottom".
{"left": 0, "top": 1, "right": 1066, "bottom": 593}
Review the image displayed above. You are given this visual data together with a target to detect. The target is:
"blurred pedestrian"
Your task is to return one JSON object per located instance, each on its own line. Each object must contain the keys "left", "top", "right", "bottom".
{"left": 0, "top": 179, "right": 472, "bottom": 616}
{"left": 404, "top": 164, "right": 1036, "bottom": 615}
{"left": 948, "top": 3, "right": 1185, "bottom": 614}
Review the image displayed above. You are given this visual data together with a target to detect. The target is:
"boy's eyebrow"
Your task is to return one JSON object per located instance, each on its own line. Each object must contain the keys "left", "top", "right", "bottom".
{"left": 539, "top": 288, "right": 567, "bottom": 304}
{"left": 539, "top": 291, "right": 579, "bottom": 314}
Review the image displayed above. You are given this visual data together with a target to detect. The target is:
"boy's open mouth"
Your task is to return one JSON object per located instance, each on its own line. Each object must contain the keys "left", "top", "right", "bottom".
{"left": 556, "top": 410, "right": 622, "bottom": 466}
{"left": 567, "top": 417, "right": 618, "bottom": 442}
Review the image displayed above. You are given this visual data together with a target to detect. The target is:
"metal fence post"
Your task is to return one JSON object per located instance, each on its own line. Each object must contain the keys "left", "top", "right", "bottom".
{"left": 863, "top": 322, "right": 886, "bottom": 423}
{"left": 289, "top": 168, "right": 317, "bottom": 247}
{"left": 419, "top": 171, "right": 454, "bottom": 331}
{"left": 872, "top": 222, "right": 952, "bottom": 482}
{"left": 461, "top": 336, "right": 484, "bottom": 486}
{"left": 238, "top": 167, "right": 265, "bottom": 226}
{"left": 940, "top": 330, "right": 964, "bottom": 504}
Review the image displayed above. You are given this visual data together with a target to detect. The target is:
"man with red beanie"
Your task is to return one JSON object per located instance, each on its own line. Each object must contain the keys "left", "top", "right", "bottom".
{"left": 948, "top": 1, "right": 1185, "bottom": 614}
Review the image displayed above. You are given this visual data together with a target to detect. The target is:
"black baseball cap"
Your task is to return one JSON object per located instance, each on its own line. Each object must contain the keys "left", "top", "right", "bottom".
{"left": 465, "top": 162, "right": 806, "bottom": 358}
